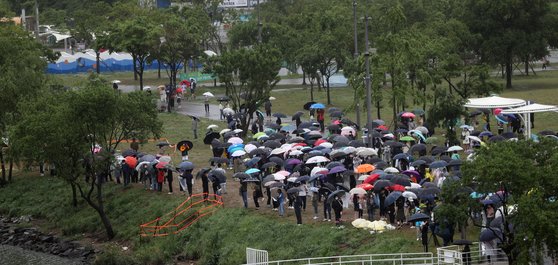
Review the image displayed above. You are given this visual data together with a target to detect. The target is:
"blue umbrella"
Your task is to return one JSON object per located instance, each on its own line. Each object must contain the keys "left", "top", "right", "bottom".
{"left": 178, "top": 161, "right": 195, "bottom": 171}
{"left": 310, "top": 103, "right": 326, "bottom": 109}
{"left": 385, "top": 191, "right": 403, "bottom": 206}
{"left": 409, "top": 130, "right": 426, "bottom": 142}
{"left": 480, "top": 228, "right": 502, "bottom": 242}
{"left": 281, "top": 124, "right": 296, "bottom": 132}
{"left": 478, "top": 131, "right": 494, "bottom": 138}
{"left": 495, "top": 115, "right": 509, "bottom": 124}
{"left": 328, "top": 165, "right": 347, "bottom": 174}
{"left": 227, "top": 143, "right": 244, "bottom": 153}
{"left": 430, "top": 160, "right": 448, "bottom": 169}
{"left": 296, "top": 175, "right": 310, "bottom": 183}
{"left": 245, "top": 168, "right": 261, "bottom": 174}
{"left": 244, "top": 157, "right": 261, "bottom": 168}
{"left": 393, "top": 153, "right": 410, "bottom": 160}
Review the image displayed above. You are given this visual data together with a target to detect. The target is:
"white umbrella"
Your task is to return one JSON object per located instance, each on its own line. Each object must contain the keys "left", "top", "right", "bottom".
{"left": 143, "top": 86, "right": 152, "bottom": 90}
{"left": 231, "top": 150, "right": 246, "bottom": 157}
{"left": 340, "top": 126, "right": 356, "bottom": 137}
{"left": 350, "top": 187, "right": 367, "bottom": 195}
{"left": 207, "top": 124, "right": 219, "bottom": 130}
{"left": 223, "top": 108, "right": 235, "bottom": 115}
{"left": 356, "top": 148, "right": 377, "bottom": 157}
{"left": 466, "top": 135, "right": 483, "bottom": 143}
{"left": 289, "top": 150, "right": 303, "bottom": 156}
{"left": 270, "top": 148, "right": 286, "bottom": 155}
{"left": 306, "top": 156, "right": 330, "bottom": 164}
{"left": 203, "top": 92, "right": 214, "bottom": 97}
{"left": 406, "top": 183, "right": 422, "bottom": 190}
{"left": 342, "top": 146, "right": 357, "bottom": 154}
{"left": 310, "top": 167, "right": 328, "bottom": 177}
{"left": 135, "top": 161, "right": 151, "bottom": 171}
{"left": 244, "top": 144, "right": 257, "bottom": 153}
{"left": 111, "top": 80, "right": 121, "bottom": 84}
{"left": 227, "top": 137, "right": 243, "bottom": 144}
{"left": 319, "top": 142, "right": 333, "bottom": 149}
{"left": 233, "top": 129, "right": 243, "bottom": 134}
{"left": 159, "top": 156, "right": 172, "bottom": 163}
{"left": 287, "top": 176, "right": 298, "bottom": 182}
{"left": 357, "top": 174, "right": 368, "bottom": 181}
{"left": 273, "top": 173, "right": 286, "bottom": 181}
{"left": 402, "top": 191, "right": 418, "bottom": 199}
{"left": 415, "top": 126, "right": 429, "bottom": 135}
{"left": 384, "top": 167, "right": 399, "bottom": 173}
{"left": 447, "top": 145, "right": 464, "bottom": 152}
{"left": 220, "top": 129, "right": 231, "bottom": 135}
{"left": 269, "top": 96, "right": 276, "bottom": 101}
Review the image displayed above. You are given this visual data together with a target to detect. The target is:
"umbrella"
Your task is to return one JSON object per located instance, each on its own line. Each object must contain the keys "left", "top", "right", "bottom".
{"left": 467, "top": 135, "right": 483, "bottom": 143}
{"left": 205, "top": 132, "right": 221, "bottom": 144}
{"left": 209, "top": 157, "right": 229, "bottom": 164}
{"left": 425, "top": 137, "right": 439, "bottom": 144}
{"left": 306, "top": 156, "right": 330, "bottom": 164}
{"left": 207, "top": 124, "right": 219, "bottom": 130}
{"left": 395, "top": 128, "right": 409, "bottom": 134}
{"left": 399, "top": 136, "right": 416, "bottom": 142}
{"left": 296, "top": 175, "right": 310, "bottom": 183}
{"left": 402, "top": 191, "right": 418, "bottom": 199}
{"left": 292, "top": 111, "right": 304, "bottom": 120}
{"left": 272, "top": 113, "right": 287, "bottom": 118}
{"left": 220, "top": 129, "right": 232, "bottom": 135}
{"left": 267, "top": 182, "right": 284, "bottom": 188}
{"left": 363, "top": 174, "right": 380, "bottom": 184}
{"left": 479, "top": 228, "right": 502, "bottom": 242}
{"left": 176, "top": 140, "right": 193, "bottom": 152}
{"left": 327, "top": 107, "right": 341, "bottom": 113}
{"left": 223, "top": 108, "right": 235, "bottom": 115}
{"left": 356, "top": 164, "right": 375, "bottom": 174}
{"left": 330, "top": 111, "right": 344, "bottom": 118}
{"left": 158, "top": 155, "right": 172, "bottom": 163}
{"left": 287, "top": 187, "right": 302, "bottom": 195}
{"left": 285, "top": 158, "right": 302, "bottom": 166}
{"left": 385, "top": 191, "right": 403, "bottom": 206}
{"left": 401, "top": 112, "right": 415, "bottom": 118}
{"left": 431, "top": 146, "right": 448, "bottom": 156}
{"left": 231, "top": 150, "right": 246, "bottom": 157}
{"left": 393, "top": 153, "right": 410, "bottom": 161}
{"left": 447, "top": 146, "right": 463, "bottom": 152}
{"left": 124, "top": 156, "right": 138, "bottom": 168}
{"left": 327, "top": 190, "right": 346, "bottom": 203}
{"left": 245, "top": 168, "right": 261, "bottom": 175}
{"left": 489, "top": 135, "right": 506, "bottom": 142}
{"left": 479, "top": 131, "right": 494, "bottom": 138}
{"left": 269, "top": 96, "right": 276, "bottom": 101}
{"left": 177, "top": 161, "right": 194, "bottom": 171}
{"left": 329, "top": 165, "right": 347, "bottom": 174}
{"left": 155, "top": 161, "right": 168, "bottom": 169}
{"left": 419, "top": 187, "right": 441, "bottom": 198}
{"left": 407, "top": 144, "right": 426, "bottom": 154}
{"left": 310, "top": 103, "right": 326, "bottom": 109}
{"left": 208, "top": 170, "right": 226, "bottom": 183}
{"left": 501, "top": 132, "right": 518, "bottom": 139}
{"left": 138, "top": 154, "right": 156, "bottom": 163}
{"left": 303, "top": 101, "right": 317, "bottom": 110}
{"left": 340, "top": 127, "right": 356, "bottom": 137}
{"left": 384, "top": 167, "right": 399, "bottom": 173}
{"left": 415, "top": 126, "right": 429, "bottom": 135}
{"left": 407, "top": 212, "right": 430, "bottom": 223}
{"left": 234, "top": 172, "right": 250, "bottom": 180}
{"left": 349, "top": 187, "right": 367, "bottom": 195}
{"left": 357, "top": 183, "right": 374, "bottom": 191}
{"left": 402, "top": 170, "right": 420, "bottom": 178}
{"left": 203, "top": 92, "right": 214, "bottom": 97}
{"left": 373, "top": 161, "right": 388, "bottom": 170}
{"left": 373, "top": 180, "right": 393, "bottom": 191}
{"left": 384, "top": 141, "right": 404, "bottom": 147}
{"left": 453, "top": 239, "right": 473, "bottom": 246}
{"left": 218, "top": 96, "right": 230, "bottom": 101}
{"left": 348, "top": 140, "right": 365, "bottom": 148}
{"left": 429, "top": 160, "right": 448, "bottom": 169}
{"left": 392, "top": 175, "right": 412, "bottom": 187}
{"left": 227, "top": 137, "right": 243, "bottom": 144}
{"left": 122, "top": 149, "right": 137, "bottom": 157}
{"left": 273, "top": 173, "right": 286, "bottom": 181}
{"left": 448, "top": 159, "right": 462, "bottom": 167}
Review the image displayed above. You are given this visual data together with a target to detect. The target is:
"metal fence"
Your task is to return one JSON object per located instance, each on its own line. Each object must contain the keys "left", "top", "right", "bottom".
{"left": 436, "top": 243, "right": 508, "bottom": 265}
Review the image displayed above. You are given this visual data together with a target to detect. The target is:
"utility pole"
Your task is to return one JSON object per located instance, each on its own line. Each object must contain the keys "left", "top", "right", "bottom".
{"left": 364, "top": 14, "right": 372, "bottom": 147}
{"left": 34, "top": 0, "right": 39, "bottom": 39}
{"left": 353, "top": 0, "right": 361, "bottom": 129}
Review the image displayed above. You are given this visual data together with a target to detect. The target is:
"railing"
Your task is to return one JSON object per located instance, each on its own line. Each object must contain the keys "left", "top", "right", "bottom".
{"left": 244, "top": 251, "right": 436, "bottom": 265}
{"left": 436, "top": 243, "right": 508, "bottom": 265}
{"left": 139, "top": 193, "right": 223, "bottom": 237}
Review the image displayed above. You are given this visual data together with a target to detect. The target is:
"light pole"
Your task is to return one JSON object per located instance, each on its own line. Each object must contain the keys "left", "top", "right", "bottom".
{"left": 364, "top": 15, "right": 372, "bottom": 147}
{"left": 257, "top": 0, "right": 262, "bottom": 43}
{"left": 353, "top": 0, "right": 361, "bottom": 129}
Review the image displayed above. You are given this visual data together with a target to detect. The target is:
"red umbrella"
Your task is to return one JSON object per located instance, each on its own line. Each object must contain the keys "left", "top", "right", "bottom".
{"left": 401, "top": 112, "right": 416, "bottom": 118}
{"left": 357, "top": 183, "right": 374, "bottom": 191}
{"left": 390, "top": 184, "right": 406, "bottom": 192}
{"left": 313, "top": 139, "right": 328, "bottom": 147}
{"left": 363, "top": 173, "right": 380, "bottom": 184}
{"left": 155, "top": 161, "right": 168, "bottom": 169}
{"left": 377, "top": 125, "right": 389, "bottom": 131}
{"left": 124, "top": 156, "right": 137, "bottom": 168}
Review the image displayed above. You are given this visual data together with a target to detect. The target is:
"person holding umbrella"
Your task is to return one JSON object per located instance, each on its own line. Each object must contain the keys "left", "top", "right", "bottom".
{"left": 277, "top": 188, "right": 285, "bottom": 217}
{"left": 317, "top": 109, "right": 325, "bottom": 132}
{"left": 253, "top": 184, "right": 263, "bottom": 210}
{"left": 179, "top": 169, "right": 194, "bottom": 197}
{"left": 331, "top": 195, "right": 344, "bottom": 227}
{"left": 197, "top": 168, "right": 210, "bottom": 199}
{"left": 264, "top": 100, "right": 272, "bottom": 120}
{"left": 239, "top": 180, "right": 248, "bottom": 208}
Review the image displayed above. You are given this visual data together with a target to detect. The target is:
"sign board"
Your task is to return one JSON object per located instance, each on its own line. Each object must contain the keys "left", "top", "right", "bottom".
{"left": 219, "top": 0, "right": 248, "bottom": 8}
{"left": 179, "top": 72, "right": 215, "bottom": 82}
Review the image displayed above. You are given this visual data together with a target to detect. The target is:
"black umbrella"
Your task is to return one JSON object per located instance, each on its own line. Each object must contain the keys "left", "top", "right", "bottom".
{"left": 453, "top": 239, "right": 473, "bottom": 246}
{"left": 322, "top": 183, "right": 337, "bottom": 192}
{"left": 327, "top": 124, "right": 340, "bottom": 131}
{"left": 419, "top": 187, "right": 441, "bottom": 198}
{"left": 407, "top": 212, "right": 431, "bottom": 223}
{"left": 217, "top": 96, "right": 230, "bottom": 101}
{"left": 268, "top": 182, "right": 284, "bottom": 188}
{"left": 373, "top": 161, "right": 388, "bottom": 170}
{"left": 287, "top": 187, "right": 302, "bottom": 195}
{"left": 409, "top": 143, "right": 427, "bottom": 154}
{"left": 431, "top": 146, "right": 448, "bottom": 156}
{"left": 335, "top": 183, "right": 350, "bottom": 192}
{"left": 287, "top": 136, "right": 305, "bottom": 143}
{"left": 539, "top": 130, "right": 556, "bottom": 136}
{"left": 266, "top": 123, "right": 281, "bottom": 130}
{"left": 249, "top": 148, "right": 268, "bottom": 157}
{"left": 327, "top": 190, "right": 346, "bottom": 203}
{"left": 176, "top": 140, "right": 194, "bottom": 152}
{"left": 429, "top": 160, "right": 448, "bottom": 169}
{"left": 292, "top": 111, "right": 304, "bottom": 120}
{"left": 209, "top": 157, "right": 229, "bottom": 164}
{"left": 303, "top": 101, "right": 317, "bottom": 110}
{"left": 479, "top": 228, "right": 502, "bottom": 242}
{"left": 156, "top": 142, "right": 170, "bottom": 148}
{"left": 196, "top": 168, "right": 211, "bottom": 179}
{"left": 269, "top": 133, "right": 285, "bottom": 141}
{"left": 263, "top": 140, "right": 281, "bottom": 149}
{"left": 411, "top": 160, "right": 426, "bottom": 167}
{"left": 333, "top": 135, "right": 350, "bottom": 143}
{"left": 234, "top": 172, "right": 250, "bottom": 179}
{"left": 501, "top": 132, "right": 518, "bottom": 139}
{"left": 223, "top": 131, "right": 236, "bottom": 139}
{"left": 348, "top": 140, "right": 365, "bottom": 147}
{"left": 439, "top": 155, "right": 451, "bottom": 163}
{"left": 448, "top": 159, "right": 462, "bottom": 167}
{"left": 393, "top": 153, "right": 410, "bottom": 161}
{"left": 392, "top": 175, "right": 412, "bottom": 186}
{"left": 418, "top": 156, "right": 435, "bottom": 164}
{"left": 341, "top": 118, "right": 356, "bottom": 127}
{"left": 470, "top": 130, "right": 481, "bottom": 137}
{"left": 273, "top": 112, "right": 287, "bottom": 118}
{"left": 384, "top": 141, "right": 404, "bottom": 147}
{"left": 296, "top": 175, "right": 310, "bottom": 183}
{"left": 204, "top": 132, "right": 221, "bottom": 145}
{"left": 122, "top": 149, "right": 137, "bottom": 157}
{"left": 298, "top": 122, "right": 313, "bottom": 129}
{"left": 468, "top": 110, "right": 483, "bottom": 117}
{"left": 489, "top": 135, "right": 506, "bottom": 142}
{"left": 268, "top": 156, "right": 284, "bottom": 166}
{"left": 373, "top": 180, "right": 393, "bottom": 191}
{"left": 242, "top": 178, "right": 261, "bottom": 183}
{"left": 366, "top": 157, "right": 383, "bottom": 164}
{"left": 327, "top": 107, "right": 341, "bottom": 114}
{"left": 261, "top": 162, "right": 277, "bottom": 169}
{"left": 385, "top": 191, "right": 403, "bottom": 206}
{"left": 422, "top": 182, "right": 437, "bottom": 189}
{"left": 208, "top": 170, "right": 226, "bottom": 183}
{"left": 329, "top": 151, "right": 347, "bottom": 160}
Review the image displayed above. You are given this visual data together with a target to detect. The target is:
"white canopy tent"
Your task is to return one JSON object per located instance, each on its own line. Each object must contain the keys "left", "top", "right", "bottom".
{"left": 464, "top": 95, "right": 526, "bottom": 109}
{"left": 501, "top": 103, "right": 558, "bottom": 139}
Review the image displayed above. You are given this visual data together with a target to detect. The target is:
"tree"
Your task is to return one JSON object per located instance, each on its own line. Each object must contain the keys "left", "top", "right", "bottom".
{"left": 213, "top": 45, "right": 281, "bottom": 132}
{"left": 459, "top": 140, "right": 558, "bottom": 264}
{"left": 427, "top": 90, "right": 465, "bottom": 146}
{"left": 0, "top": 24, "right": 57, "bottom": 182}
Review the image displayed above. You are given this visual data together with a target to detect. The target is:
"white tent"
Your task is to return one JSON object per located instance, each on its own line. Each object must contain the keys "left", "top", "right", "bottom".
{"left": 501, "top": 103, "right": 558, "bottom": 138}
{"left": 464, "top": 95, "right": 526, "bottom": 109}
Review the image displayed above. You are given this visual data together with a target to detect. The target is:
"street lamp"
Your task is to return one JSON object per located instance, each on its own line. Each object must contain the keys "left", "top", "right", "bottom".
{"left": 364, "top": 15, "right": 372, "bottom": 147}
{"left": 353, "top": 0, "right": 361, "bottom": 129}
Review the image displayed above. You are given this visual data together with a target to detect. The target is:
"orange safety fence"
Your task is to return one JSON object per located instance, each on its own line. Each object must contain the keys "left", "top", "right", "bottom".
{"left": 139, "top": 193, "right": 224, "bottom": 237}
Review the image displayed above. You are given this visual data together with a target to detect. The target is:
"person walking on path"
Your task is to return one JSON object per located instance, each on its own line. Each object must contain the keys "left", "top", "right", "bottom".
{"left": 219, "top": 102, "right": 224, "bottom": 120}
{"left": 204, "top": 95, "right": 210, "bottom": 115}
{"left": 264, "top": 100, "right": 272, "bottom": 120}
{"left": 253, "top": 184, "right": 263, "bottom": 209}
{"left": 277, "top": 189, "right": 285, "bottom": 216}
{"left": 240, "top": 181, "right": 248, "bottom": 208}
{"left": 192, "top": 116, "right": 199, "bottom": 139}
{"left": 179, "top": 169, "right": 194, "bottom": 197}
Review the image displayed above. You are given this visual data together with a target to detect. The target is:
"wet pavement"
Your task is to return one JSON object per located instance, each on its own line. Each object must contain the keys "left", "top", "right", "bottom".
{"left": 0, "top": 245, "right": 84, "bottom": 265}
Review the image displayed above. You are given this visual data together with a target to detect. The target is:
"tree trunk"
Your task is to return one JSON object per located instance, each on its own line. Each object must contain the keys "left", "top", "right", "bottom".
{"left": 0, "top": 149, "right": 5, "bottom": 182}
{"left": 326, "top": 78, "right": 331, "bottom": 105}
{"left": 505, "top": 50, "right": 513, "bottom": 88}
{"left": 95, "top": 182, "right": 114, "bottom": 239}
{"left": 96, "top": 52, "right": 100, "bottom": 74}
{"left": 138, "top": 59, "right": 144, "bottom": 91}
{"left": 310, "top": 80, "right": 314, "bottom": 101}
{"left": 71, "top": 182, "right": 78, "bottom": 207}
{"left": 376, "top": 100, "right": 381, "bottom": 119}
{"left": 158, "top": 62, "right": 161, "bottom": 79}
{"left": 8, "top": 159, "right": 13, "bottom": 182}
{"left": 302, "top": 72, "right": 307, "bottom": 85}
{"left": 133, "top": 56, "right": 138, "bottom": 81}
{"left": 524, "top": 58, "right": 529, "bottom": 76}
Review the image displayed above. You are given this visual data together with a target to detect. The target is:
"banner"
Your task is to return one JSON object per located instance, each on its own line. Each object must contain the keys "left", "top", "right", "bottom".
{"left": 219, "top": 0, "right": 248, "bottom": 8}
{"left": 180, "top": 72, "right": 215, "bottom": 82}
